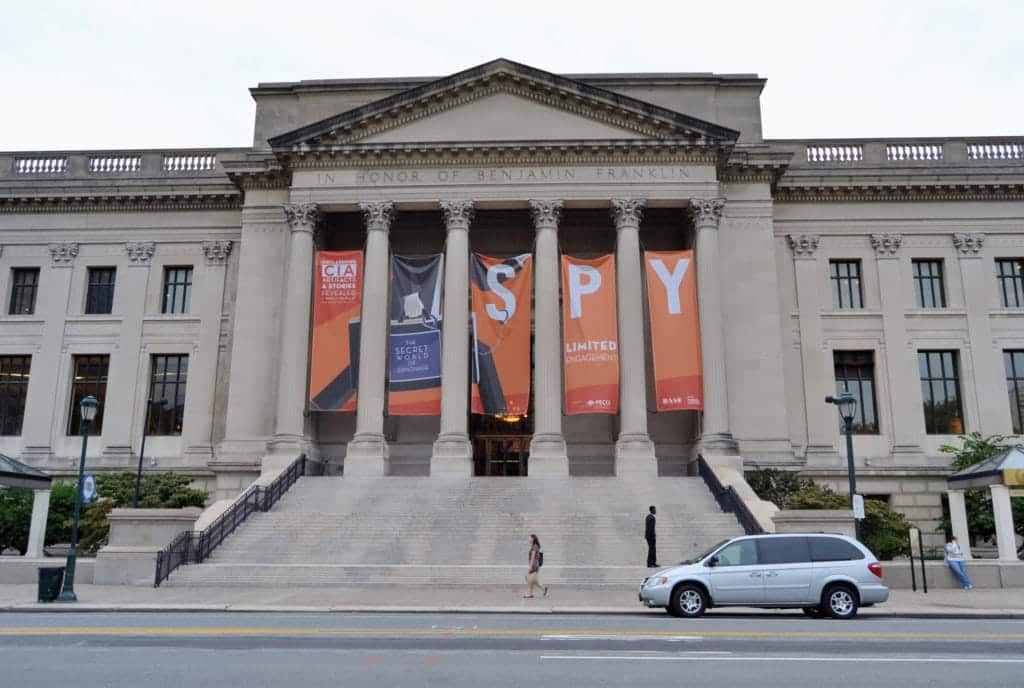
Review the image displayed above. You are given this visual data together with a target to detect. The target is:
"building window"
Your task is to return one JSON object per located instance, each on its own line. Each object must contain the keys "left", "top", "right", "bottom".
{"left": 85, "top": 267, "right": 116, "bottom": 315}
{"left": 67, "top": 354, "right": 109, "bottom": 435}
{"left": 1004, "top": 351, "right": 1024, "bottom": 434}
{"left": 918, "top": 351, "right": 964, "bottom": 435}
{"left": 0, "top": 355, "right": 31, "bottom": 436}
{"left": 162, "top": 266, "right": 193, "bottom": 314}
{"left": 833, "top": 351, "right": 880, "bottom": 434}
{"left": 8, "top": 268, "right": 40, "bottom": 315}
{"left": 148, "top": 354, "right": 188, "bottom": 436}
{"left": 912, "top": 260, "right": 946, "bottom": 308}
{"left": 996, "top": 259, "right": 1024, "bottom": 308}
{"left": 830, "top": 260, "right": 863, "bottom": 309}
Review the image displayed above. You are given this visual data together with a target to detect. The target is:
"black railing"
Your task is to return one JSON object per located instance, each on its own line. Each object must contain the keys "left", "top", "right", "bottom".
{"left": 155, "top": 455, "right": 306, "bottom": 587}
{"left": 697, "top": 455, "right": 764, "bottom": 535}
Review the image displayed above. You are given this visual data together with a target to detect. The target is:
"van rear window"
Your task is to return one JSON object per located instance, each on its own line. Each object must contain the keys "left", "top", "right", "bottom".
{"left": 810, "top": 537, "right": 864, "bottom": 562}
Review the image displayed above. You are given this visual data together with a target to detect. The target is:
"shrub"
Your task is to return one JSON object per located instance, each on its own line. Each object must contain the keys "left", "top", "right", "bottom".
{"left": 861, "top": 498, "right": 912, "bottom": 560}
{"left": 745, "top": 468, "right": 814, "bottom": 509}
{"left": 786, "top": 484, "right": 849, "bottom": 510}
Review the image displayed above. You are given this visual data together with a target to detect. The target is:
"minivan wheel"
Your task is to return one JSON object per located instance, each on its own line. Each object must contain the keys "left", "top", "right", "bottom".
{"left": 822, "top": 585, "right": 859, "bottom": 620}
{"left": 801, "top": 606, "right": 824, "bottom": 619}
{"left": 669, "top": 584, "right": 708, "bottom": 618}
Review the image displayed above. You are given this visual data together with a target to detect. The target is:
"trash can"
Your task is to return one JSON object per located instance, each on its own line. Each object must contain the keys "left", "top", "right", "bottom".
{"left": 37, "top": 567, "right": 65, "bottom": 603}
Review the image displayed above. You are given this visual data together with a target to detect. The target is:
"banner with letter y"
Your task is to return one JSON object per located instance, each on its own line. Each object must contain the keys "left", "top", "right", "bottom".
{"left": 561, "top": 254, "right": 619, "bottom": 415}
{"left": 645, "top": 250, "right": 703, "bottom": 411}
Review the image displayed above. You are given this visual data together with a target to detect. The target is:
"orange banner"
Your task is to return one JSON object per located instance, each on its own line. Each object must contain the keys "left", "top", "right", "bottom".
{"left": 471, "top": 254, "right": 533, "bottom": 416}
{"left": 645, "top": 250, "right": 703, "bottom": 411}
{"left": 309, "top": 251, "right": 363, "bottom": 412}
{"left": 562, "top": 254, "right": 619, "bottom": 415}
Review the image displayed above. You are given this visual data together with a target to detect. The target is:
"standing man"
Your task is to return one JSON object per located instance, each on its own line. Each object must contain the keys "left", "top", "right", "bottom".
{"left": 645, "top": 505, "right": 659, "bottom": 568}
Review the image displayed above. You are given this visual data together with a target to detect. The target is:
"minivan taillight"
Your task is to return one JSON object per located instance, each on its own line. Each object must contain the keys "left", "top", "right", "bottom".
{"left": 868, "top": 562, "right": 883, "bottom": 579}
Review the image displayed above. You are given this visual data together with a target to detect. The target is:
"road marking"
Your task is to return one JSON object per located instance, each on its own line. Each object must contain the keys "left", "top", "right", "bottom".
{"left": 540, "top": 656, "right": 1024, "bottom": 664}
{"left": 542, "top": 635, "right": 702, "bottom": 642}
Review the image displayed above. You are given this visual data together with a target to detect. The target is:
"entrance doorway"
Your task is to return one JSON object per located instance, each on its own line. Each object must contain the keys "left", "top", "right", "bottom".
{"left": 471, "top": 414, "right": 532, "bottom": 476}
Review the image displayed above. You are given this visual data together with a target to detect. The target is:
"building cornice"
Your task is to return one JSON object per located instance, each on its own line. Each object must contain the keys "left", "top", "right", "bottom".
{"left": 0, "top": 192, "right": 241, "bottom": 213}
{"left": 774, "top": 183, "right": 1024, "bottom": 202}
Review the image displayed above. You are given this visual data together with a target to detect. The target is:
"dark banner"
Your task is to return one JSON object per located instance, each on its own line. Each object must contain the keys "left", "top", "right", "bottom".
{"left": 388, "top": 254, "right": 444, "bottom": 416}
{"left": 308, "top": 250, "right": 363, "bottom": 412}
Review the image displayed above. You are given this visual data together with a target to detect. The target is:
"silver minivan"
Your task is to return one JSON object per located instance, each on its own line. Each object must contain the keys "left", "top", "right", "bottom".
{"left": 638, "top": 533, "right": 889, "bottom": 619}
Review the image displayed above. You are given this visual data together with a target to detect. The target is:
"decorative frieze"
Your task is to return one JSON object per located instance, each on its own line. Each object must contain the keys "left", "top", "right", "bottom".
{"left": 688, "top": 198, "right": 725, "bottom": 230}
{"left": 870, "top": 233, "right": 903, "bottom": 257}
{"left": 787, "top": 234, "right": 820, "bottom": 258}
{"left": 359, "top": 201, "right": 396, "bottom": 233}
{"left": 48, "top": 242, "right": 79, "bottom": 266}
{"left": 528, "top": 199, "right": 563, "bottom": 231}
{"left": 283, "top": 203, "right": 320, "bottom": 235}
{"left": 440, "top": 200, "right": 475, "bottom": 232}
{"left": 125, "top": 241, "right": 156, "bottom": 265}
{"left": 952, "top": 232, "right": 985, "bottom": 255}
{"left": 202, "top": 240, "right": 233, "bottom": 266}
{"left": 610, "top": 199, "right": 646, "bottom": 230}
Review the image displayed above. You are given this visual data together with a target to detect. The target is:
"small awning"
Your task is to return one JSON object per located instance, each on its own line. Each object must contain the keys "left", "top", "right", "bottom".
{"left": 947, "top": 446, "right": 1024, "bottom": 490}
{"left": 0, "top": 453, "right": 52, "bottom": 490}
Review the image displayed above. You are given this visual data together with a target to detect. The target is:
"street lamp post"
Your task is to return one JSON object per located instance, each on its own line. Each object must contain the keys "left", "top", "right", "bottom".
{"left": 134, "top": 398, "right": 168, "bottom": 507}
{"left": 58, "top": 395, "right": 99, "bottom": 602}
{"left": 826, "top": 392, "right": 861, "bottom": 541}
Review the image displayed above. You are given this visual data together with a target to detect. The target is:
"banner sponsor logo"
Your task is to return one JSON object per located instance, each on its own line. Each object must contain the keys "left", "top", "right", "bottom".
{"left": 309, "top": 250, "right": 363, "bottom": 411}
{"left": 561, "top": 254, "right": 619, "bottom": 415}
{"left": 645, "top": 250, "right": 703, "bottom": 411}
{"left": 470, "top": 253, "right": 533, "bottom": 416}
{"left": 388, "top": 254, "right": 444, "bottom": 416}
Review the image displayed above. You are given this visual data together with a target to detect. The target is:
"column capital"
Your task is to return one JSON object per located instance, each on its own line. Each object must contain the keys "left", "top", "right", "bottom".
{"left": 440, "top": 200, "right": 475, "bottom": 232}
{"left": 610, "top": 198, "right": 646, "bottom": 230}
{"left": 787, "top": 234, "right": 820, "bottom": 259}
{"left": 284, "top": 202, "right": 321, "bottom": 235}
{"left": 202, "top": 240, "right": 233, "bottom": 266}
{"left": 528, "top": 199, "right": 563, "bottom": 231}
{"left": 360, "top": 201, "right": 396, "bottom": 233}
{"left": 688, "top": 197, "right": 725, "bottom": 230}
{"left": 124, "top": 241, "right": 155, "bottom": 265}
{"left": 48, "top": 242, "right": 79, "bottom": 267}
{"left": 870, "top": 232, "right": 903, "bottom": 258}
{"left": 953, "top": 232, "right": 985, "bottom": 256}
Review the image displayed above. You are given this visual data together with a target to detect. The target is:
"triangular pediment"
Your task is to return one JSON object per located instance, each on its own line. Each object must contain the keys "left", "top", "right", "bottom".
{"left": 268, "top": 59, "right": 739, "bottom": 151}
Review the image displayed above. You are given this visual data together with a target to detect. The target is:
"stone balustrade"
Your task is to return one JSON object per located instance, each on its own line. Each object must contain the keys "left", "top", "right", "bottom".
{"left": 1, "top": 148, "right": 240, "bottom": 179}
{"left": 791, "top": 137, "right": 1024, "bottom": 168}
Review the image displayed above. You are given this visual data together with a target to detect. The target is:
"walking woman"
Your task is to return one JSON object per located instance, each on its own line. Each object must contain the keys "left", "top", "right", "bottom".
{"left": 524, "top": 533, "right": 548, "bottom": 598}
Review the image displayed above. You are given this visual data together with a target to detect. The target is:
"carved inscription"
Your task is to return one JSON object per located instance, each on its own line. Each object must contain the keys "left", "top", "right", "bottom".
{"left": 312, "top": 165, "right": 700, "bottom": 188}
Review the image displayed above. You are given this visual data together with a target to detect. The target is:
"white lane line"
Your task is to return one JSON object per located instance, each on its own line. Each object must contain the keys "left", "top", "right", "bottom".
{"left": 542, "top": 635, "right": 702, "bottom": 642}
{"left": 540, "top": 656, "right": 1024, "bottom": 663}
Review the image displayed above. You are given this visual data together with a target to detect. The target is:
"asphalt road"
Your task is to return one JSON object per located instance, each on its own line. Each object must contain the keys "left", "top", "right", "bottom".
{"left": 2, "top": 611, "right": 1023, "bottom": 687}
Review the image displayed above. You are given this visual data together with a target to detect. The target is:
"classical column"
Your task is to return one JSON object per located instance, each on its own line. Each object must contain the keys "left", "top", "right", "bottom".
{"left": 20, "top": 243, "right": 79, "bottom": 462}
{"left": 527, "top": 200, "right": 569, "bottom": 476}
{"left": 691, "top": 199, "right": 738, "bottom": 454}
{"left": 611, "top": 199, "right": 656, "bottom": 471}
{"left": 24, "top": 488, "right": 51, "bottom": 558}
{"left": 788, "top": 234, "right": 833, "bottom": 461}
{"left": 871, "top": 233, "right": 925, "bottom": 455}
{"left": 953, "top": 233, "right": 1013, "bottom": 435}
{"left": 431, "top": 200, "right": 474, "bottom": 475}
{"left": 266, "top": 204, "right": 320, "bottom": 468}
{"left": 990, "top": 484, "right": 1019, "bottom": 561}
{"left": 947, "top": 489, "right": 973, "bottom": 559}
{"left": 183, "top": 240, "right": 233, "bottom": 463}
{"left": 345, "top": 201, "right": 396, "bottom": 476}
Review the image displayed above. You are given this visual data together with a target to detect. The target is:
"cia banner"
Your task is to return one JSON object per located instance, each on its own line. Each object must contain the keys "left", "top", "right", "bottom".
{"left": 388, "top": 254, "right": 445, "bottom": 416}
{"left": 308, "top": 250, "right": 364, "bottom": 412}
{"left": 561, "top": 254, "right": 619, "bottom": 415}
{"left": 470, "top": 253, "right": 533, "bottom": 416}
{"left": 645, "top": 250, "right": 703, "bottom": 411}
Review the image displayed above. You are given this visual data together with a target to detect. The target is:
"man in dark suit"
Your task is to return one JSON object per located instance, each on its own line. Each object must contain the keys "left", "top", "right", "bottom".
{"left": 645, "top": 505, "right": 658, "bottom": 568}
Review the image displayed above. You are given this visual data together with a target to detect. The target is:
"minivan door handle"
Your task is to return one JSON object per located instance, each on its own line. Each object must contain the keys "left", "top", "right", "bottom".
{"left": 765, "top": 572, "right": 779, "bottom": 578}
{"left": 749, "top": 572, "right": 763, "bottom": 578}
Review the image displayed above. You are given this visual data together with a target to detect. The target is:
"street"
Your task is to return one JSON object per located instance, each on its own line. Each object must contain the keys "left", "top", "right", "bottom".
{"left": 1, "top": 611, "right": 1023, "bottom": 687}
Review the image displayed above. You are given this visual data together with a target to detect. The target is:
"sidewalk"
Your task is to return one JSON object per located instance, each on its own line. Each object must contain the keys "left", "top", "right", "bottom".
{"left": 1, "top": 584, "right": 1022, "bottom": 617}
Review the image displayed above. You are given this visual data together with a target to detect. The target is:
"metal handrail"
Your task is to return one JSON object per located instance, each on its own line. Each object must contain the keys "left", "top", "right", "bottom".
{"left": 697, "top": 455, "right": 763, "bottom": 535}
{"left": 155, "top": 455, "right": 306, "bottom": 586}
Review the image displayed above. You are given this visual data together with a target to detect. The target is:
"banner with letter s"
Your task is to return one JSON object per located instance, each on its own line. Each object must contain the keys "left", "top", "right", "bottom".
{"left": 309, "top": 250, "right": 363, "bottom": 412}
{"left": 470, "top": 253, "right": 533, "bottom": 416}
{"left": 645, "top": 250, "right": 703, "bottom": 411}
{"left": 561, "top": 254, "right": 619, "bottom": 415}
{"left": 388, "top": 254, "right": 444, "bottom": 416}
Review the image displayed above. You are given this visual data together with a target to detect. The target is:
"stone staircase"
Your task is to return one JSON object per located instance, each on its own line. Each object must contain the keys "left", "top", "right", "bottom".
{"left": 167, "top": 475, "right": 745, "bottom": 587}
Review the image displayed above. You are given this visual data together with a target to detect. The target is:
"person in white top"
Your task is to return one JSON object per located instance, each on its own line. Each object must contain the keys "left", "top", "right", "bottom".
{"left": 944, "top": 536, "right": 973, "bottom": 590}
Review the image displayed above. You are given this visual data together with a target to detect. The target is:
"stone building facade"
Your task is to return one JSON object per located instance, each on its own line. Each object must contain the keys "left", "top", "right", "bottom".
{"left": 1, "top": 59, "right": 1022, "bottom": 545}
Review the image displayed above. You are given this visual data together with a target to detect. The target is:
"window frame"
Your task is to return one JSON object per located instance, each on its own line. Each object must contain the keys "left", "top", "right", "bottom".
{"left": 1004, "top": 350, "right": 1024, "bottom": 434}
{"left": 67, "top": 354, "right": 109, "bottom": 436}
{"left": 996, "top": 259, "right": 1024, "bottom": 308}
{"left": 833, "top": 350, "right": 880, "bottom": 435}
{"left": 0, "top": 354, "right": 31, "bottom": 436}
{"left": 8, "top": 267, "right": 40, "bottom": 315}
{"left": 912, "top": 259, "right": 946, "bottom": 309}
{"left": 147, "top": 354, "right": 189, "bottom": 436}
{"left": 918, "top": 350, "right": 965, "bottom": 435}
{"left": 84, "top": 266, "right": 117, "bottom": 315}
{"left": 161, "top": 266, "right": 193, "bottom": 315}
{"left": 829, "top": 260, "right": 864, "bottom": 310}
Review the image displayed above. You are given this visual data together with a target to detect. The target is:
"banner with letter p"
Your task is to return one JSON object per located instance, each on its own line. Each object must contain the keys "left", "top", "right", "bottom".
{"left": 645, "top": 250, "right": 703, "bottom": 411}
{"left": 561, "top": 254, "right": 619, "bottom": 415}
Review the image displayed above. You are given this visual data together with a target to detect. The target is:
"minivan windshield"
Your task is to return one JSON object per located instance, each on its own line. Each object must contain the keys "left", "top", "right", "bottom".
{"left": 681, "top": 539, "right": 730, "bottom": 565}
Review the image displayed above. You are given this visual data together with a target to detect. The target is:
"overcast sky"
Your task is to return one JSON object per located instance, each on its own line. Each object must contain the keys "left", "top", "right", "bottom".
{"left": 1, "top": 0, "right": 1021, "bottom": 151}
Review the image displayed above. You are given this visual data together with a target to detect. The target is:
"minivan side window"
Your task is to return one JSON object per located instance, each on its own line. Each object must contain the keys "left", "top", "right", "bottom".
{"left": 714, "top": 540, "right": 758, "bottom": 566}
{"left": 809, "top": 537, "right": 865, "bottom": 562}
{"left": 757, "top": 537, "right": 811, "bottom": 565}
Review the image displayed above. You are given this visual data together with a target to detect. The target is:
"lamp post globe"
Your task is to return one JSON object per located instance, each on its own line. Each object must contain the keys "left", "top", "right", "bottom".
{"left": 826, "top": 392, "right": 861, "bottom": 540}
{"left": 57, "top": 394, "right": 100, "bottom": 602}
